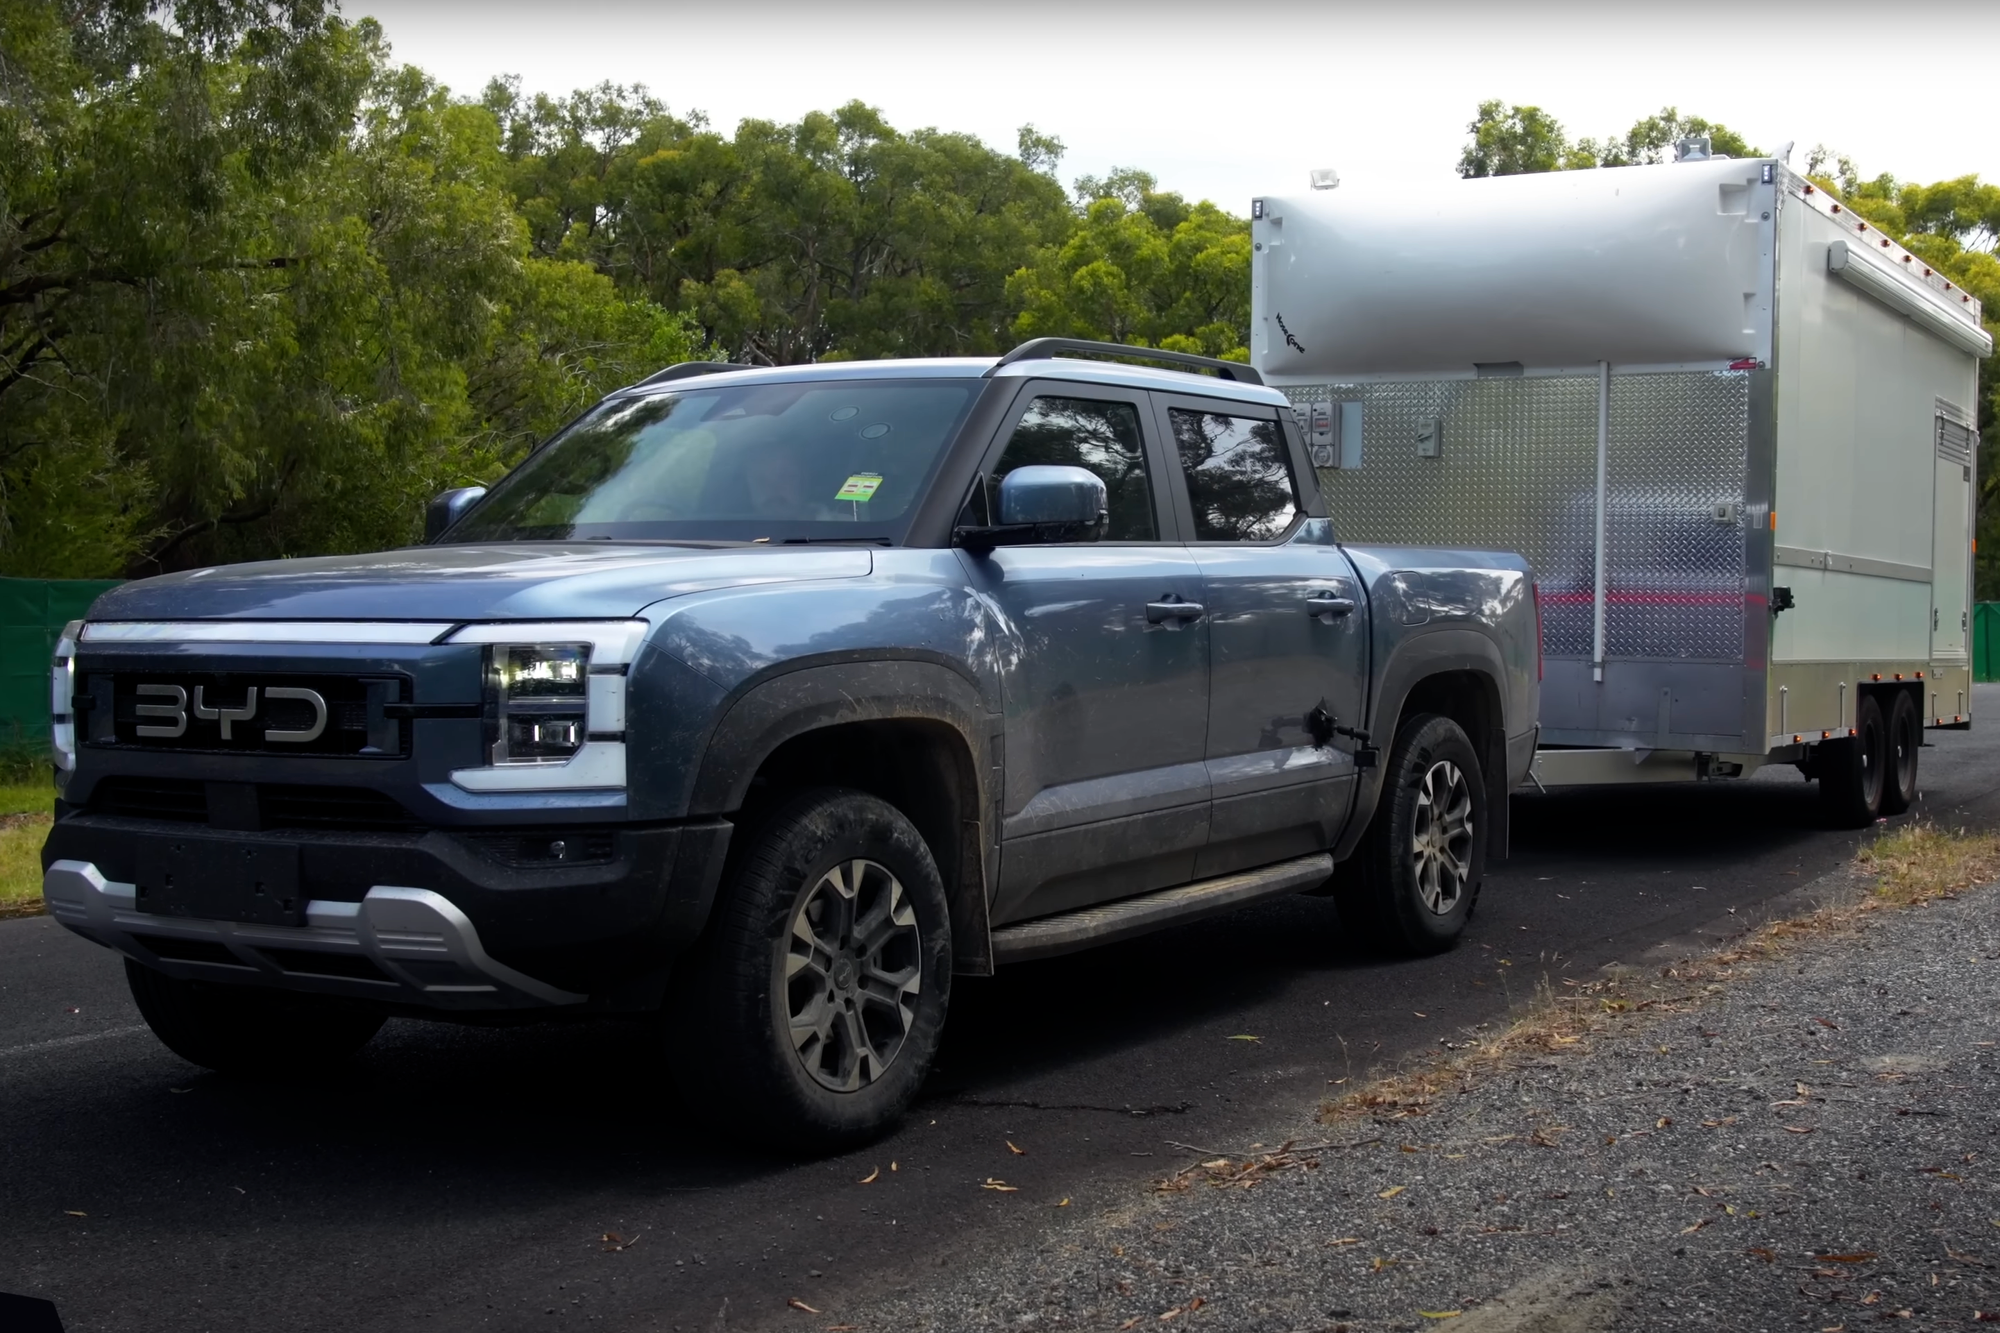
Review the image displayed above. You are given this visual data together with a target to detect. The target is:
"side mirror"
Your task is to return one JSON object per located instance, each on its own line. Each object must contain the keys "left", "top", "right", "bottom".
{"left": 425, "top": 486, "right": 488, "bottom": 542}
{"left": 955, "top": 466, "right": 1108, "bottom": 551}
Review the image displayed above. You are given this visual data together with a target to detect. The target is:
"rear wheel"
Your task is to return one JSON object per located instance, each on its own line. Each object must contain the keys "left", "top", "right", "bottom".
{"left": 669, "top": 788, "right": 951, "bottom": 1152}
{"left": 125, "top": 960, "right": 385, "bottom": 1075}
{"left": 1334, "top": 714, "right": 1486, "bottom": 956}
{"left": 1881, "top": 690, "right": 1921, "bottom": 816}
{"left": 1819, "top": 693, "right": 1887, "bottom": 828}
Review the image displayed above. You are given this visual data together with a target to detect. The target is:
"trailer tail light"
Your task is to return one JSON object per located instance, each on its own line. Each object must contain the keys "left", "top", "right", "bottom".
{"left": 1531, "top": 581, "right": 1543, "bottom": 682}
{"left": 1728, "top": 358, "right": 1761, "bottom": 370}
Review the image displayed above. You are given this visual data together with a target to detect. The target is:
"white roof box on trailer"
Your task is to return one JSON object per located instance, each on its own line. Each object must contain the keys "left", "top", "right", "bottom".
{"left": 1250, "top": 158, "right": 1988, "bottom": 381}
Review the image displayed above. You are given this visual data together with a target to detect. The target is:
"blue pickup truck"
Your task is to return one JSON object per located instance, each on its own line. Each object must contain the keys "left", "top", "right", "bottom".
{"left": 42, "top": 340, "right": 1538, "bottom": 1148}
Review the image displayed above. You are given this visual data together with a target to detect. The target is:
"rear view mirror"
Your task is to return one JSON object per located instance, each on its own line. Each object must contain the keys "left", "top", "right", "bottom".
{"left": 425, "top": 486, "right": 488, "bottom": 542}
{"left": 954, "top": 466, "right": 1108, "bottom": 552}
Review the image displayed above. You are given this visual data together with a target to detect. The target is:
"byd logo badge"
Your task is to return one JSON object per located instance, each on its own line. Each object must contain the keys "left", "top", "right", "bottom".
{"left": 133, "top": 685, "right": 328, "bottom": 744}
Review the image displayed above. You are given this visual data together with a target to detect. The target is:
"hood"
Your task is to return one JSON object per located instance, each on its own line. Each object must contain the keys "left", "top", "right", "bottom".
{"left": 87, "top": 544, "right": 875, "bottom": 624}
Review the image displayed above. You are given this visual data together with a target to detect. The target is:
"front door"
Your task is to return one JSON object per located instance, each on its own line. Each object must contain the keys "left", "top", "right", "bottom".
{"left": 1155, "top": 394, "right": 1367, "bottom": 879}
{"left": 958, "top": 388, "right": 1210, "bottom": 924}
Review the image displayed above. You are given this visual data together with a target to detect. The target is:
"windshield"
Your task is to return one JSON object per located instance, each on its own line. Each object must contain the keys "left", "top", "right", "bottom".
{"left": 443, "top": 379, "right": 980, "bottom": 544}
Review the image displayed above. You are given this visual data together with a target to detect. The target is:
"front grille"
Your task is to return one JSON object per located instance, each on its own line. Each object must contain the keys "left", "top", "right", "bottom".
{"left": 89, "top": 777, "right": 207, "bottom": 822}
{"left": 83, "top": 671, "right": 410, "bottom": 758}
{"left": 85, "top": 779, "right": 421, "bottom": 833}
{"left": 260, "top": 785, "right": 420, "bottom": 832}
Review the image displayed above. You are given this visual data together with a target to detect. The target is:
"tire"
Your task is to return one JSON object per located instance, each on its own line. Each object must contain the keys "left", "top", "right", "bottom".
{"left": 1819, "top": 693, "right": 1888, "bottom": 828}
{"left": 125, "top": 960, "right": 385, "bottom": 1075}
{"left": 1881, "top": 690, "right": 1921, "bottom": 816}
{"left": 669, "top": 788, "right": 952, "bottom": 1153}
{"left": 1334, "top": 714, "right": 1486, "bottom": 956}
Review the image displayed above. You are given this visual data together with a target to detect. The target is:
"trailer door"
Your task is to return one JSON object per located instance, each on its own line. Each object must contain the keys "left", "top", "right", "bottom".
{"left": 1932, "top": 408, "right": 1975, "bottom": 660}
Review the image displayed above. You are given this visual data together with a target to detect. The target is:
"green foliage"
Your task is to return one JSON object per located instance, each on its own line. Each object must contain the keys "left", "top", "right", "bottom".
{"left": 1458, "top": 101, "right": 1759, "bottom": 178}
{"left": 1007, "top": 170, "right": 1251, "bottom": 361}
{"left": 481, "top": 88, "right": 1076, "bottom": 365}
{"left": 0, "top": 1, "right": 703, "bottom": 577}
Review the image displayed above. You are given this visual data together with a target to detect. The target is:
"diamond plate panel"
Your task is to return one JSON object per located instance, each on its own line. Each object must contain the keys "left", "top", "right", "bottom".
{"left": 1283, "top": 371, "right": 1747, "bottom": 662}
{"left": 1284, "top": 378, "right": 1600, "bottom": 655}
{"left": 1604, "top": 373, "right": 1748, "bottom": 661}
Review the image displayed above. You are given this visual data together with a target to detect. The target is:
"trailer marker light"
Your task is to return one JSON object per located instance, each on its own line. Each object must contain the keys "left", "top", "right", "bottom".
{"left": 1832, "top": 204, "right": 1842, "bottom": 213}
{"left": 1893, "top": 672, "right": 1903, "bottom": 680}
{"left": 1729, "top": 358, "right": 1760, "bottom": 370}
{"left": 1882, "top": 238, "right": 1892, "bottom": 248}
{"left": 1805, "top": 184, "right": 1815, "bottom": 194}
{"left": 1822, "top": 731, "right": 1831, "bottom": 740}
{"left": 1871, "top": 673, "right": 1881, "bottom": 681}
{"left": 1793, "top": 735, "right": 1804, "bottom": 744}
{"left": 1856, "top": 220, "right": 1866, "bottom": 230}
{"left": 1916, "top": 671, "right": 1925, "bottom": 679}
{"left": 1769, "top": 511, "right": 1778, "bottom": 530}
{"left": 1849, "top": 728, "right": 1857, "bottom": 737}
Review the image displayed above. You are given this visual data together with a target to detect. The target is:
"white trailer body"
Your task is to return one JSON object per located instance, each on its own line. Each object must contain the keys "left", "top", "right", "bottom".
{"left": 1251, "top": 158, "right": 1990, "bottom": 790}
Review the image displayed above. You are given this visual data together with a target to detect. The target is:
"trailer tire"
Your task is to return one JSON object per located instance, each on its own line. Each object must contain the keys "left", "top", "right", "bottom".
{"left": 1882, "top": 690, "right": 1920, "bottom": 816}
{"left": 1334, "top": 713, "right": 1486, "bottom": 956}
{"left": 1819, "top": 694, "right": 1887, "bottom": 828}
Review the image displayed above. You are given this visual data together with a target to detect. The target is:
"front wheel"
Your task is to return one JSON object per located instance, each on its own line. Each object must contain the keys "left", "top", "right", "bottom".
{"left": 125, "top": 961, "right": 385, "bottom": 1075}
{"left": 1334, "top": 713, "right": 1487, "bottom": 956}
{"left": 668, "top": 788, "right": 952, "bottom": 1152}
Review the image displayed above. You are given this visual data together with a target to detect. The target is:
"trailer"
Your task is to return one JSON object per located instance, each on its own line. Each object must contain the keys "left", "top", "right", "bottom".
{"left": 1251, "top": 155, "right": 1991, "bottom": 822}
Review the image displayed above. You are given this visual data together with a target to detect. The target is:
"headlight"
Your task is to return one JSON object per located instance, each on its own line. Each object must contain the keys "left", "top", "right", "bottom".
{"left": 443, "top": 621, "right": 647, "bottom": 793}
{"left": 490, "top": 644, "right": 590, "bottom": 764}
{"left": 51, "top": 619, "right": 81, "bottom": 777}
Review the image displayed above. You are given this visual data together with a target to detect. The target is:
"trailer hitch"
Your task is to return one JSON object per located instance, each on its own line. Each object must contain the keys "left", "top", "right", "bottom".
{"left": 1307, "top": 703, "right": 1378, "bottom": 769}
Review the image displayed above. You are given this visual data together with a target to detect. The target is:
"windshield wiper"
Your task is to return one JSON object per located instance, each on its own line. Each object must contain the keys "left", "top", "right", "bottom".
{"left": 779, "top": 536, "right": 892, "bottom": 546}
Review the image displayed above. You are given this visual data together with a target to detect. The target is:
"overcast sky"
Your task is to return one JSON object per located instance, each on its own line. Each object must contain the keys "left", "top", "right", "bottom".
{"left": 355, "top": 0, "right": 2000, "bottom": 213}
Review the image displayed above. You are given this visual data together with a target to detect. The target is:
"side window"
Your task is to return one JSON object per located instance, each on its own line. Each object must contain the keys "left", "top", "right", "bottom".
{"left": 1169, "top": 407, "right": 1300, "bottom": 541}
{"left": 989, "top": 397, "right": 1157, "bottom": 541}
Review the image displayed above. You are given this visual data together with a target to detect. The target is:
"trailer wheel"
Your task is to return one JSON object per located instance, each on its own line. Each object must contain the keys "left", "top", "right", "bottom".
{"left": 1819, "top": 694, "right": 1887, "bottom": 828}
{"left": 1334, "top": 713, "right": 1486, "bottom": 956}
{"left": 1882, "top": 691, "right": 1920, "bottom": 816}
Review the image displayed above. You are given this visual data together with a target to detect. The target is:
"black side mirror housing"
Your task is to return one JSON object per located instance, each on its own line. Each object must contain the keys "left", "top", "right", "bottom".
{"left": 425, "top": 486, "right": 488, "bottom": 542}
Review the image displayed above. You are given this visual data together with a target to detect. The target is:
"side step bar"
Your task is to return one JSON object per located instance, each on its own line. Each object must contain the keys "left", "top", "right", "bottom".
{"left": 989, "top": 853, "right": 1335, "bottom": 965}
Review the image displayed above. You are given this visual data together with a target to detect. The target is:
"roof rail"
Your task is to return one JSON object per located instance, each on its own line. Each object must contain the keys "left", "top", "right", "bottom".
{"left": 634, "top": 361, "right": 748, "bottom": 388}
{"left": 987, "top": 338, "right": 1262, "bottom": 386}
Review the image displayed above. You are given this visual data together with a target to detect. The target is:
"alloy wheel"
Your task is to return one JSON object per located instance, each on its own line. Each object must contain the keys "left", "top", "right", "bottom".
{"left": 785, "top": 858, "right": 924, "bottom": 1093}
{"left": 1410, "top": 759, "right": 1474, "bottom": 915}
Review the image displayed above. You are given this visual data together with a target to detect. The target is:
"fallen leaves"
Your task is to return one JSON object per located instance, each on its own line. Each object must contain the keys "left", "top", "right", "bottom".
{"left": 63, "top": 1210, "right": 86, "bottom": 1218}
{"left": 858, "top": 1166, "right": 879, "bottom": 1185}
{"left": 787, "top": 1297, "right": 821, "bottom": 1314}
{"left": 1006, "top": 1141, "right": 1026, "bottom": 1156}
{"left": 1816, "top": 1251, "right": 1878, "bottom": 1264}
{"left": 1154, "top": 1140, "right": 1335, "bottom": 1193}
{"left": 1782, "top": 1126, "right": 1816, "bottom": 1135}
{"left": 1679, "top": 1218, "right": 1714, "bottom": 1235}
{"left": 981, "top": 1178, "right": 1017, "bottom": 1192}
{"left": 1418, "top": 1312, "right": 1463, "bottom": 1321}
{"left": 1746, "top": 1246, "right": 1776, "bottom": 1263}
{"left": 1228, "top": 1034, "right": 1262, "bottom": 1043}
{"left": 1055, "top": 1197, "right": 1069, "bottom": 1208}
{"left": 599, "top": 1232, "right": 640, "bottom": 1252}
{"left": 1378, "top": 1185, "right": 1406, "bottom": 1199}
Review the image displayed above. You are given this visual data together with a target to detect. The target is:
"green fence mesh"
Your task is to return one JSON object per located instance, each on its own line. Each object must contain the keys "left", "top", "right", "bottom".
{"left": 1977, "top": 603, "right": 2000, "bottom": 684}
{"left": 1, "top": 578, "right": 122, "bottom": 758}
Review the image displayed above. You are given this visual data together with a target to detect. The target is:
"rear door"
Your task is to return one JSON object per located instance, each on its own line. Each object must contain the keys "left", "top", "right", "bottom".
{"left": 1153, "top": 392, "right": 1367, "bottom": 879}
{"left": 958, "top": 385, "right": 1210, "bottom": 924}
{"left": 1932, "top": 406, "right": 1974, "bottom": 662}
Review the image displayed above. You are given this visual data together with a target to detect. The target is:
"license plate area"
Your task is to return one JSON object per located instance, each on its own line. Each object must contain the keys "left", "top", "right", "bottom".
{"left": 132, "top": 834, "right": 304, "bottom": 927}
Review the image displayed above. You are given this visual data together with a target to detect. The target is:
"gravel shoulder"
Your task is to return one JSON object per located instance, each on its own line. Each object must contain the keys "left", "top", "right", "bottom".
{"left": 798, "top": 871, "right": 2000, "bottom": 1332}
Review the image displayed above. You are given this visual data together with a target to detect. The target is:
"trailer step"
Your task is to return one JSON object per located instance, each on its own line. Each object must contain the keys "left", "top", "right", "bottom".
{"left": 989, "top": 853, "right": 1335, "bottom": 964}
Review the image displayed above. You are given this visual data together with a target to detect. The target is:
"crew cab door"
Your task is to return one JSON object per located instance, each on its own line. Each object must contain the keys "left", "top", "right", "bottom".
{"left": 1153, "top": 392, "right": 1367, "bottom": 879}
{"left": 957, "top": 386, "right": 1210, "bottom": 925}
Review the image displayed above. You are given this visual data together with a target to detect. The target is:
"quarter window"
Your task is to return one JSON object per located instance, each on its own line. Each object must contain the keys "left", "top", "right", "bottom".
{"left": 989, "top": 397, "right": 1158, "bottom": 541}
{"left": 1169, "top": 408, "right": 1300, "bottom": 542}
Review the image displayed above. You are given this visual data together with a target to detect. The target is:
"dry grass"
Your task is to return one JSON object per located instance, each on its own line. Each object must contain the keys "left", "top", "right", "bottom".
{"left": 1320, "top": 820, "right": 2000, "bottom": 1128}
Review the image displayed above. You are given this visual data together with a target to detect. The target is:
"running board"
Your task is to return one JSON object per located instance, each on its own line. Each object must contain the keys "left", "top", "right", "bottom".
{"left": 988, "top": 853, "right": 1335, "bottom": 965}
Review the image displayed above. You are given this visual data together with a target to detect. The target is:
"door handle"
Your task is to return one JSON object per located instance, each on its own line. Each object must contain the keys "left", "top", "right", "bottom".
{"left": 1145, "top": 599, "right": 1205, "bottom": 625}
{"left": 1306, "top": 593, "right": 1356, "bottom": 621}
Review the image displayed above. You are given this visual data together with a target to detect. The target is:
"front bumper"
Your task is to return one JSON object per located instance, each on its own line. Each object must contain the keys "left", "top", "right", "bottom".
{"left": 45, "top": 861, "right": 583, "bottom": 1009}
{"left": 41, "top": 815, "right": 733, "bottom": 1008}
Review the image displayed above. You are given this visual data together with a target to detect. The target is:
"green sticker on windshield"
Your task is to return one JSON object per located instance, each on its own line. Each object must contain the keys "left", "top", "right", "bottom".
{"left": 835, "top": 473, "right": 884, "bottom": 502}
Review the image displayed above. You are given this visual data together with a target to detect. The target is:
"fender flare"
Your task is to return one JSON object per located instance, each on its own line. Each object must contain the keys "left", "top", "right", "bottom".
{"left": 1334, "top": 627, "right": 1514, "bottom": 863}
{"left": 688, "top": 656, "right": 1001, "bottom": 975}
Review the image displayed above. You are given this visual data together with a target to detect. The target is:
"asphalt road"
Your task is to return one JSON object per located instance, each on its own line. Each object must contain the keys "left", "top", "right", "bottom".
{"left": 6, "top": 689, "right": 1999, "bottom": 1333}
